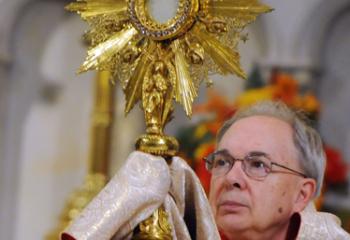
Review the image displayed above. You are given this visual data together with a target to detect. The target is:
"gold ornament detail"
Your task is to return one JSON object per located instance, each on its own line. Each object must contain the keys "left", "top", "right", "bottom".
{"left": 133, "top": 206, "right": 172, "bottom": 240}
{"left": 66, "top": 0, "right": 271, "bottom": 156}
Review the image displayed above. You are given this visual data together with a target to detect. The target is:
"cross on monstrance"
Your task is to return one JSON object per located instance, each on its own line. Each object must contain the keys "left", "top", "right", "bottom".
{"left": 60, "top": 0, "right": 272, "bottom": 239}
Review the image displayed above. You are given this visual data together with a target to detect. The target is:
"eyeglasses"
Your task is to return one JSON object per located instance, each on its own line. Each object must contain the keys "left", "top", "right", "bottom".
{"left": 204, "top": 149, "right": 307, "bottom": 180}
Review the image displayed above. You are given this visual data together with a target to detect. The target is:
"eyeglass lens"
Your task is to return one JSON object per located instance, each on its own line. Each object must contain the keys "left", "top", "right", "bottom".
{"left": 207, "top": 151, "right": 272, "bottom": 180}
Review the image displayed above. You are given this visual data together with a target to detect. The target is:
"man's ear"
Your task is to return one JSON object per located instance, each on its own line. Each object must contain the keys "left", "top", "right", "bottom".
{"left": 294, "top": 178, "right": 316, "bottom": 212}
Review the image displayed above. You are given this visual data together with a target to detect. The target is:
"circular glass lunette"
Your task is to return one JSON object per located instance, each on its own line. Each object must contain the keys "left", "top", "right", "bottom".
{"left": 128, "top": 0, "right": 199, "bottom": 40}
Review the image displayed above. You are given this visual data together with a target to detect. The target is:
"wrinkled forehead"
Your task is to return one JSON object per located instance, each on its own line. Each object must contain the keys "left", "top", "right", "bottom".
{"left": 218, "top": 116, "right": 299, "bottom": 164}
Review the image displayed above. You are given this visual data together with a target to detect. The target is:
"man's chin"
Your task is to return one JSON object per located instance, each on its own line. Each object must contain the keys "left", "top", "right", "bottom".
{"left": 217, "top": 213, "right": 250, "bottom": 231}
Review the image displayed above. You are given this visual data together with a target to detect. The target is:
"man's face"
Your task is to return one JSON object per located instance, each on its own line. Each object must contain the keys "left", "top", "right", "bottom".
{"left": 209, "top": 116, "right": 310, "bottom": 238}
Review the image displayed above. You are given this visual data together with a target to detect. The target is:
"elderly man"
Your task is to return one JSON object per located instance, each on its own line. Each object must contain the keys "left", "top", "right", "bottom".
{"left": 206, "top": 101, "right": 350, "bottom": 240}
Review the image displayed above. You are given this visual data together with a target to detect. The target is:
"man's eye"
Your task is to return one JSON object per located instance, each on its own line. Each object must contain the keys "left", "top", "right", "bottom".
{"left": 249, "top": 159, "right": 268, "bottom": 169}
{"left": 214, "top": 159, "right": 230, "bottom": 168}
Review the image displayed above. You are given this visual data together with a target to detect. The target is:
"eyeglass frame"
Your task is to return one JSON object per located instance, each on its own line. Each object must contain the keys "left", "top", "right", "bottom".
{"left": 203, "top": 149, "right": 308, "bottom": 180}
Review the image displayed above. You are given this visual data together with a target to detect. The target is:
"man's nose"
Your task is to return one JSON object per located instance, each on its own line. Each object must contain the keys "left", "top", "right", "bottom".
{"left": 224, "top": 161, "right": 247, "bottom": 190}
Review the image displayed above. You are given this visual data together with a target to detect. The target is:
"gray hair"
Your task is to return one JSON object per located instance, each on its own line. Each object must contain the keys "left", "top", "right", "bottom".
{"left": 217, "top": 100, "right": 325, "bottom": 197}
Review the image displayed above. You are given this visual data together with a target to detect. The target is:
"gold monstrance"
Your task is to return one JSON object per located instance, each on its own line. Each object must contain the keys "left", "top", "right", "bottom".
{"left": 66, "top": 0, "right": 271, "bottom": 156}
{"left": 64, "top": 0, "right": 271, "bottom": 238}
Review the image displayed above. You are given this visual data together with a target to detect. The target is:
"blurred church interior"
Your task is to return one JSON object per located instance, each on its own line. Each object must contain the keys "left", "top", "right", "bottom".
{"left": 0, "top": 0, "right": 349, "bottom": 239}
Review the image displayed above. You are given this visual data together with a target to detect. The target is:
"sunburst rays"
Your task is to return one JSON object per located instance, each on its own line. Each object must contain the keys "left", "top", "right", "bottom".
{"left": 66, "top": 0, "right": 272, "bottom": 117}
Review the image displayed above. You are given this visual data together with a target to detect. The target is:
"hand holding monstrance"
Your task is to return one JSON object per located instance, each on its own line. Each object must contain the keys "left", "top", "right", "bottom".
{"left": 61, "top": 0, "right": 271, "bottom": 239}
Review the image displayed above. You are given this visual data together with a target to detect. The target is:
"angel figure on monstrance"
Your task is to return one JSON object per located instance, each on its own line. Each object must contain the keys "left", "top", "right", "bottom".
{"left": 59, "top": 0, "right": 271, "bottom": 239}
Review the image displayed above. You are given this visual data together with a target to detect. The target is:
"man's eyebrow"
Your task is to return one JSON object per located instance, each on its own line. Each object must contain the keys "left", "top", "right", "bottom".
{"left": 217, "top": 149, "right": 271, "bottom": 159}
{"left": 216, "top": 148, "right": 230, "bottom": 155}
{"left": 248, "top": 151, "right": 271, "bottom": 159}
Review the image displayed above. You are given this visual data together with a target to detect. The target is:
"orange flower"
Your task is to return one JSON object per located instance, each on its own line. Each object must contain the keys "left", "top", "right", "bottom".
{"left": 301, "top": 93, "right": 320, "bottom": 113}
{"left": 194, "top": 89, "right": 234, "bottom": 122}
{"left": 235, "top": 87, "right": 274, "bottom": 107}
{"left": 273, "top": 73, "right": 298, "bottom": 105}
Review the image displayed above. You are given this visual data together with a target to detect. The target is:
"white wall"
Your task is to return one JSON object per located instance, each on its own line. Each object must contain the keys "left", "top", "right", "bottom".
{"left": 14, "top": 15, "right": 94, "bottom": 239}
